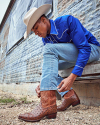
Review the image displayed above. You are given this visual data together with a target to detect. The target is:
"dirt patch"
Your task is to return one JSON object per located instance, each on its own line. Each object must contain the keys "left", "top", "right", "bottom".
{"left": 0, "top": 90, "right": 100, "bottom": 125}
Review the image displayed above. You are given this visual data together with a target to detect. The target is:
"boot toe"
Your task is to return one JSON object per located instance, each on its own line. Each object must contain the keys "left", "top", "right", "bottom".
{"left": 18, "top": 113, "right": 32, "bottom": 121}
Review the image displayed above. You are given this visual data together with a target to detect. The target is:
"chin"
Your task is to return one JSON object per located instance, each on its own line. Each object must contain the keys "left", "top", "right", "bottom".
{"left": 42, "top": 35, "right": 47, "bottom": 38}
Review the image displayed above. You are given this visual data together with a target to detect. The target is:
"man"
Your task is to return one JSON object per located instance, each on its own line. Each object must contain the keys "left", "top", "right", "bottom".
{"left": 18, "top": 4, "right": 100, "bottom": 122}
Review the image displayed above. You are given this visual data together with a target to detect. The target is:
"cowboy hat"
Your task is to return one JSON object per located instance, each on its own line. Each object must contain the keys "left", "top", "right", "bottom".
{"left": 23, "top": 4, "right": 52, "bottom": 39}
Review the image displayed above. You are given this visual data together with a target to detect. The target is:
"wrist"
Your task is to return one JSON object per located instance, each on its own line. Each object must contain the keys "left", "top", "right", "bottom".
{"left": 69, "top": 73, "right": 77, "bottom": 80}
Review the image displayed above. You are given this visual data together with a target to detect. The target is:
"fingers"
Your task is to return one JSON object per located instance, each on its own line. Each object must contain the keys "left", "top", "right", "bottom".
{"left": 57, "top": 80, "right": 71, "bottom": 92}
{"left": 37, "top": 90, "right": 41, "bottom": 98}
{"left": 57, "top": 80, "right": 65, "bottom": 92}
{"left": 37, "top": 93, "right": 41, "bottom": 98}
{"left": 37, "top": 84, "right": 40, "bottom": 89}
{"left": 57, "top": 80, "right": 64, "bottom": 89}
{"left": 35, "top": 84, "right": 41, "bottom": 98}
{"left": 58, "top": 85, "right": 71, "bottom": 92}
{"left": 35, "top": 84, "right": 40, "bottom": 92}
{"left": 58, "top": 84, "right": 67, "bottom": 92}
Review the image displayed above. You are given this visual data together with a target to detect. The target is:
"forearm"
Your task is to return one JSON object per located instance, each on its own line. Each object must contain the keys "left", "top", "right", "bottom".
{"left": 68, "top": 73, "right": 77, "bottom": 81}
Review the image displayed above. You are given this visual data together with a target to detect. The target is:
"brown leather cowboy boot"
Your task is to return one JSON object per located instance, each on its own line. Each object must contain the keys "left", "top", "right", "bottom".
{"left": 57, "top": 89, "right": 80, "bottom": 111}
{"left": 18, "top": 90, "right": 57, "bottom": 122}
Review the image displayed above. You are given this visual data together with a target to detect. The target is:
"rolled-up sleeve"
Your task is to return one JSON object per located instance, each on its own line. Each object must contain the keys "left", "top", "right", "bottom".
{"left": 67, "top": 16, "right": 91, "bottom": 76}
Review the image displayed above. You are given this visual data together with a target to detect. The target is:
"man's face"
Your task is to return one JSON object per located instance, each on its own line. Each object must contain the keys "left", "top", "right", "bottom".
{"left": 31, "top": 17, "right": 49, "bottom": 38}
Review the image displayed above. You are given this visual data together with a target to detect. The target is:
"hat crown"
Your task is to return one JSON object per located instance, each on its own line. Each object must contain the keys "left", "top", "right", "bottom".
{"left": 23, "top": 4, "right": 52, "bottom": 39}
{"left": 23, "top": 7, "right": 37, "bottom": 26}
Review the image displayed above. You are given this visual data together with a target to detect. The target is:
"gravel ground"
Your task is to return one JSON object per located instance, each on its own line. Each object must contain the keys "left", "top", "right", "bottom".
{"left": 0, "top": 90, "right": 100, "bottom": 125}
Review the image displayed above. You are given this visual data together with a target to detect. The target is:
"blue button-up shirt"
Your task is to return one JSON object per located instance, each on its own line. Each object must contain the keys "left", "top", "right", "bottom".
{"left": 42, "top": 15, "right": 100, "bottom": 76}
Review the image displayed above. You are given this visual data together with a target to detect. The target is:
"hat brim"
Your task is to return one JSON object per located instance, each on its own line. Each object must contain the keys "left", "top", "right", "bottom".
{"left": 24, "top": 4, "right": 52, "bottom": 39}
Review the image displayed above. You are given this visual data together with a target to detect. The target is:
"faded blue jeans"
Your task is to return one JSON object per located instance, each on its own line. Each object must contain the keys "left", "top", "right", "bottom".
{"left": 40, "top": 43, "right": 100, "bottom": 97}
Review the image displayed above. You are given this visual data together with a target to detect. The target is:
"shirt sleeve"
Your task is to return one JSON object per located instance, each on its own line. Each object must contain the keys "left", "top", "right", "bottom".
{"left": 67, "top": 15, "right": 91, "bottom": 76}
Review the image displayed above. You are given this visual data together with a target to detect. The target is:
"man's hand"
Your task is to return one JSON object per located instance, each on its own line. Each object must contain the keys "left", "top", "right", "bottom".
{"left": 35, "top": 84, "right": 41, "bottom": 98}
{"left": 57, "top": 73, "right": 77, "bottom": 92}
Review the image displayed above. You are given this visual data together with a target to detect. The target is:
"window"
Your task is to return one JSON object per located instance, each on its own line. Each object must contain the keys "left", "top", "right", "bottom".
{"left": 7, "top": 0, "right": 53, "bottom": 54}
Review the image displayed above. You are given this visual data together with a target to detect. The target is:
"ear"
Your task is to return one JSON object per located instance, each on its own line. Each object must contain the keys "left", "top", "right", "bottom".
{"left": 41, "top": 16, "right": 46, "bottom": 23}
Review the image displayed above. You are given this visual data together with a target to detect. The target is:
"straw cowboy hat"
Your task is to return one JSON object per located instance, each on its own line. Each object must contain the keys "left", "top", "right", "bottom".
{"left": 23, "top": 4, "right": 52, "bottom": 39}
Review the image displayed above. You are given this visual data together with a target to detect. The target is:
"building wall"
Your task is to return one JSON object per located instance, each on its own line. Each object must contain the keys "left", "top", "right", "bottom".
{"left": 0, "top": 0, "right": 100, "bottom": 97}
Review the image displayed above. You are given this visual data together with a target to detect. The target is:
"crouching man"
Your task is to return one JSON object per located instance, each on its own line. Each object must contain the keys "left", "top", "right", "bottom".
{"left": 18, "top": 4, "right": 100, "bottom": 122}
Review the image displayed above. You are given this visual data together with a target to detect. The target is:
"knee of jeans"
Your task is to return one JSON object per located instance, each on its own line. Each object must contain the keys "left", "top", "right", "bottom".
{"left": 43, "top": 43, "right": 55, "bottom": 55}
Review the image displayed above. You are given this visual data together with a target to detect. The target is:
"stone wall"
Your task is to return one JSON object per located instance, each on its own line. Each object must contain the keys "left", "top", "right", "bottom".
{"left": 0, "top": 0, "right": 100, "bottom": 97}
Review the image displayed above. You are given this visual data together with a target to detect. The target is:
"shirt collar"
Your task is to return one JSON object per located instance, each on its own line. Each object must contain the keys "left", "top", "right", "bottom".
{"left": 49, "top": 19, "right": 58, "bottom": 35}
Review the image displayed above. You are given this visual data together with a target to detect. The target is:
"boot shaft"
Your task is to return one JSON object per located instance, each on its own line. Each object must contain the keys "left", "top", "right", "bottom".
{"left": 41, "top": 90, "right": 56, "bottom": 108}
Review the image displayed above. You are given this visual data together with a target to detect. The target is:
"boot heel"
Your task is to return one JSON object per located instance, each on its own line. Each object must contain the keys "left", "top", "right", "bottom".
{"left": 46, "top": 113, "right": 57, "bottom": 119}
{"left": 72, "top": 100, "right": 80, "bottom": 107}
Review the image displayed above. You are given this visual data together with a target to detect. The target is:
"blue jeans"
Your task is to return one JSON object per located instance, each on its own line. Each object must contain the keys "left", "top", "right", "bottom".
{"left": 40, "top": 43, "right": 100, "bottom": 97}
